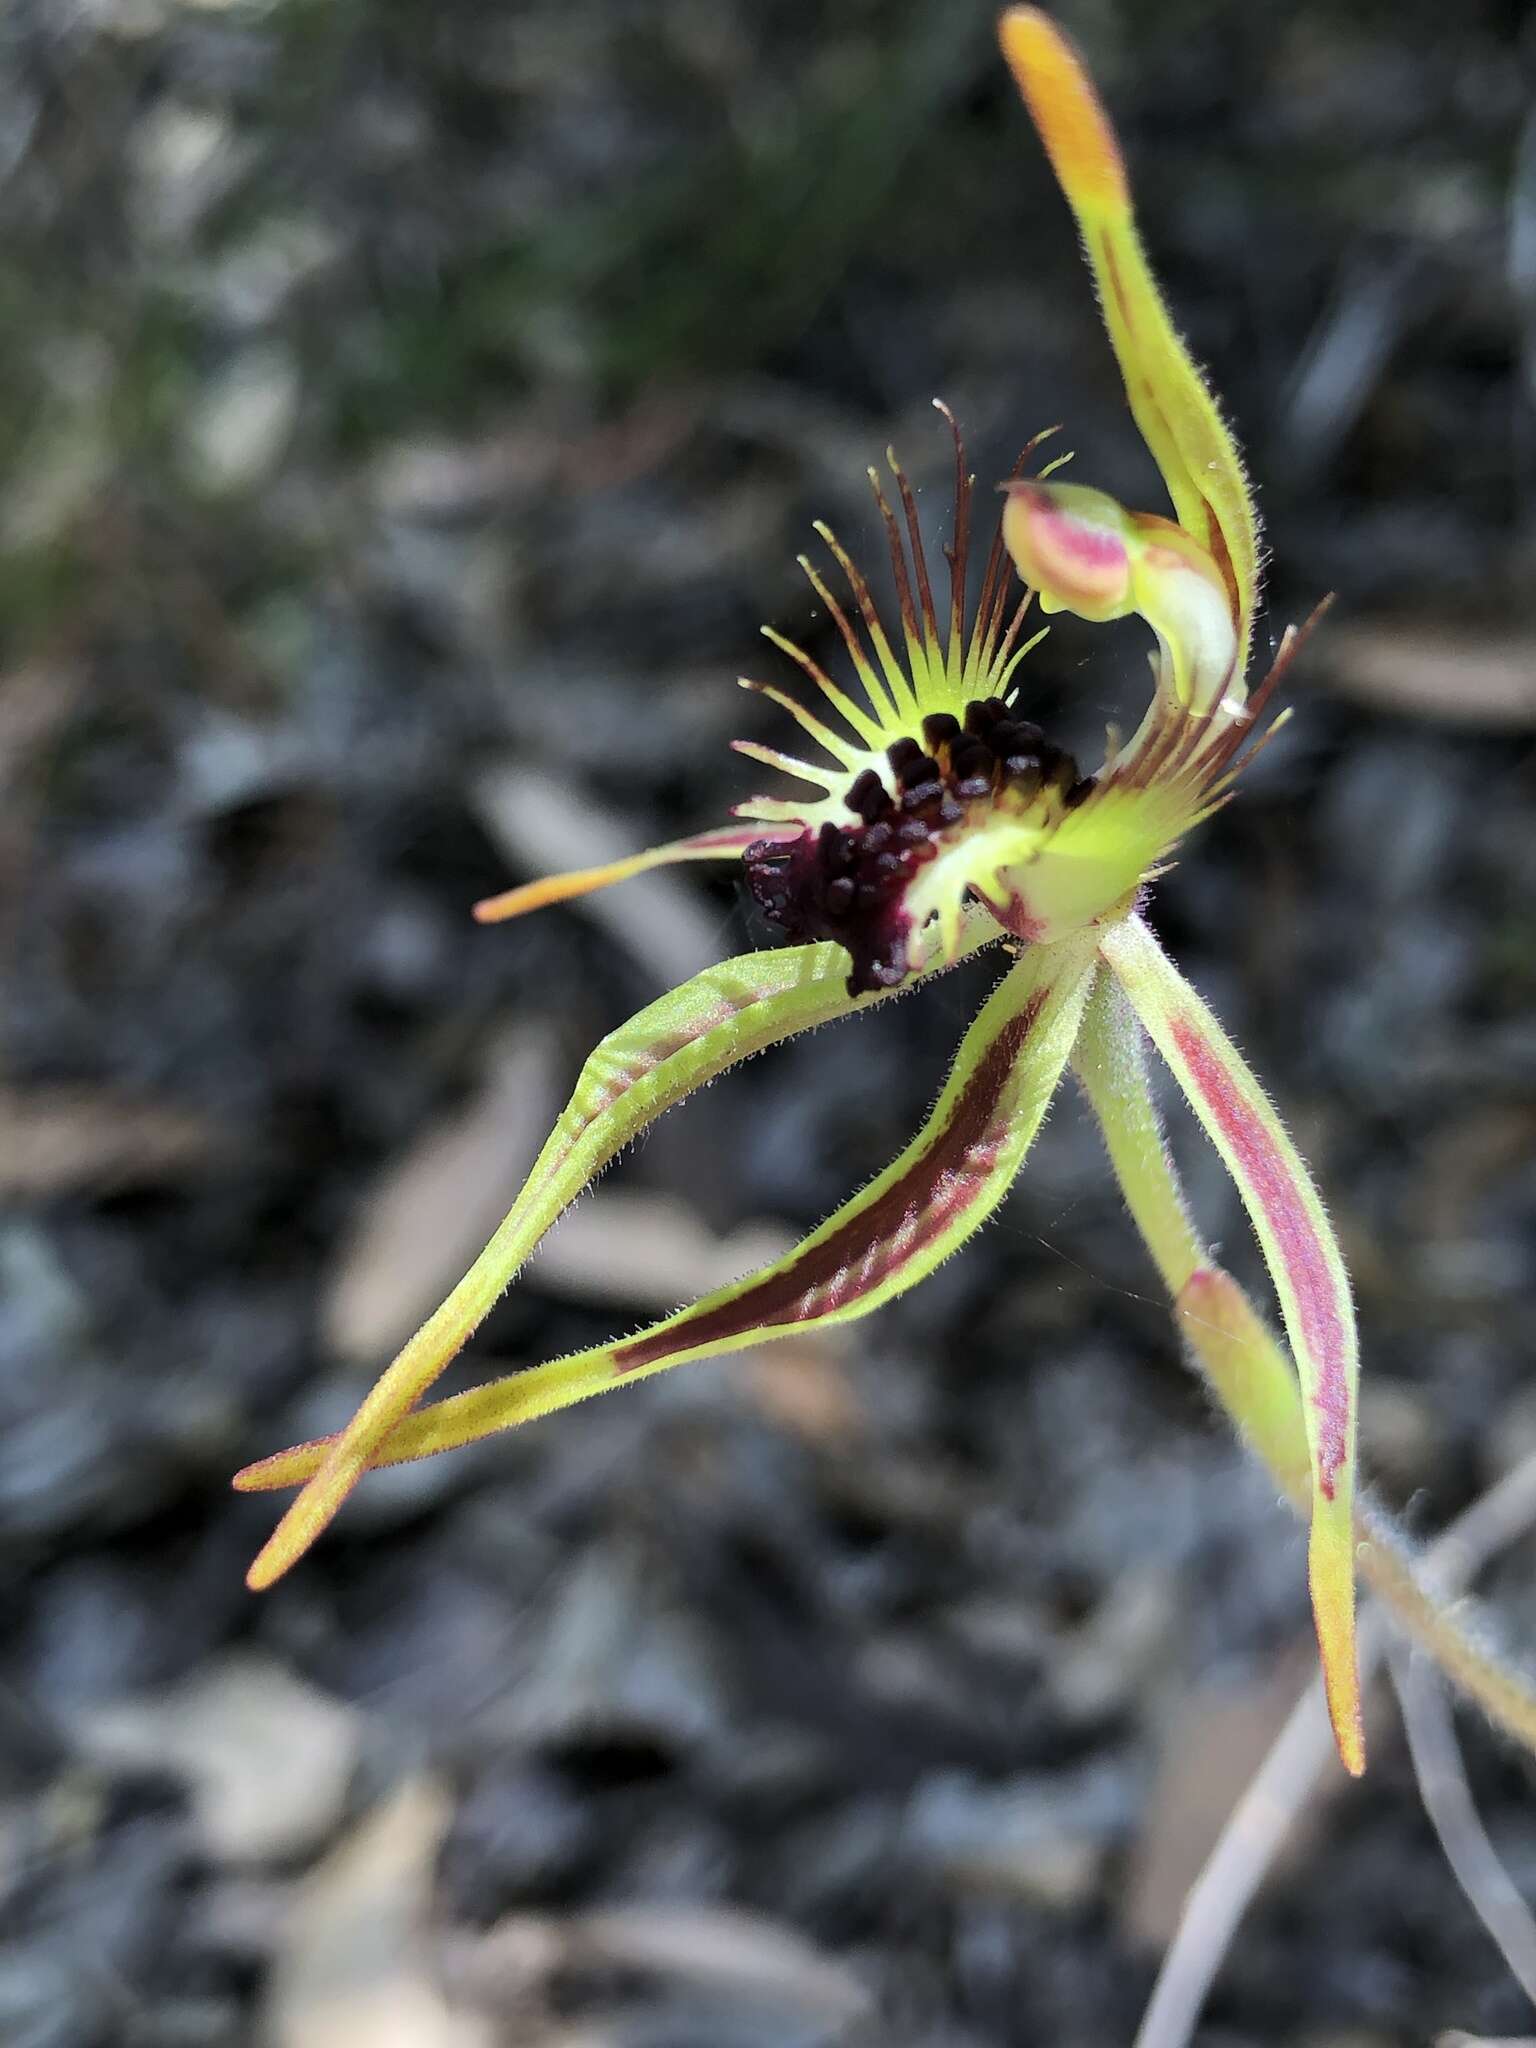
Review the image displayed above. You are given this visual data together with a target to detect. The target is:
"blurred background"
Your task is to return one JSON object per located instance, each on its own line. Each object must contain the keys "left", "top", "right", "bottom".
{"left": 2, "top": 1, "right": 1535, "bottom": 2043}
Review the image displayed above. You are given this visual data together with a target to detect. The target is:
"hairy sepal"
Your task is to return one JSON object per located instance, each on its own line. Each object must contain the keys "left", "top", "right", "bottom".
{"left": 239, "top": 932, "right": 1098, "bottom": 1493}
{"left": 238, "top": 916, "right": 999, "bottom": 1585}
{"left": 1072, "top": 974, "right": 1314, "bottom": 1506}
{"left": 1078, "top": 969, "right": 1536, "bottom": 1768}
{"left": 997, "top": 7, "right": 1260, "bottom": 665}
{"left": 1098, "top": 913, "right": 1362, "bottom": 1774}
{"left": 1170, "top": 1286, "right": 1536, "bottom": 1767}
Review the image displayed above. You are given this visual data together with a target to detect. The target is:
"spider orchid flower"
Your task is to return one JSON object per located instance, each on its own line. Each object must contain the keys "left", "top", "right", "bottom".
{"left": 237, "top": 10, "right": 1374, "bottom": 1767}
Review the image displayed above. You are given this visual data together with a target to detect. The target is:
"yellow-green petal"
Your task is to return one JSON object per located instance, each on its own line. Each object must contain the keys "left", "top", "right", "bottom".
{"left": 238, "top": 916, "right": 1000, "bottom": 1582}
{"left": 238, "top": 932, "right": 1097, "bottom": 1493}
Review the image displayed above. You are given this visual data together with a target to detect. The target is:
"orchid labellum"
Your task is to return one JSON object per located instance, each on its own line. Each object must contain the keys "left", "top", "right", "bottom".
{"left": 236, "top": 11, "right": 1536, "bottom": 1780}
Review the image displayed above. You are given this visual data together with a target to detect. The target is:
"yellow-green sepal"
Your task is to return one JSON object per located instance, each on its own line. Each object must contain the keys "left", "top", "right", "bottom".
{"left": 1098, "top": 913, "right": 1362, "bottom": 1775}
{"left": 998, "top": 7, "right": 1261, "bottom": 668}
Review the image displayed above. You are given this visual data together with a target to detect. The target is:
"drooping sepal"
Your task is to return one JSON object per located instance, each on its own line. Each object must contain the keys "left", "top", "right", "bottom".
{"left": 1098, "top": 913, "right": 1362, "bottom": 1775}
{"left": 1073, "top": 969, "right": 1317, "bottom": 1490}
{"left": 1075, "top": 966, "right": 1536, "bottom": 1774}
{"left": 238, "top": 931, "right": 1098, "bottom": 1497}
{"left": 238, "top": 917, "right": 999, "bottom": 1587}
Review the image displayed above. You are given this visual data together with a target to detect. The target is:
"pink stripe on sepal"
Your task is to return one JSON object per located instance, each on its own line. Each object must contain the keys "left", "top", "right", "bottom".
{"left": 1102, "top": 913, "right": 1363, "bottom": 1773}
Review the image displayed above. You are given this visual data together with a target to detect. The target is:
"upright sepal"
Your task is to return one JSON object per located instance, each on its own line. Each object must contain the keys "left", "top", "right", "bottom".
{"left": 998, "top": 6, "right": 1261, "bottom": 668}
{"left": 238, "top": 933, "right": 1098, "bottom": 1495}
{"left": 1098, "top": 912, "right": 1362, "bottom": 1775}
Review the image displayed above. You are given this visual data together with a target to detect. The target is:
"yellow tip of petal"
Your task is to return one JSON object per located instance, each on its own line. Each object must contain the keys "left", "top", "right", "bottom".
{"left": 473, "top": 829, "right": 759, "bottom": 924}
{"left": 1310, "top": 1512, "right": 1366, "bottom": 1775}
{"left": 998, "top": 8, "right": 1127, "bottom": 216}
{"left": 242, "top": 1487, "right": 335, "bottom": 1591}
{"left": 473, "top": 857, "right": 645, "bottom": 924}
{"left": 232, "top": 1443, "right": 322, "bottom": 1494}
{"left": 244, "top": 1535, "right": 290, "bottom": 1591}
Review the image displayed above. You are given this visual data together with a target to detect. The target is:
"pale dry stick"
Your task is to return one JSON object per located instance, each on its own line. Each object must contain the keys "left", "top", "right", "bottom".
{"left": 1392, "top": 1643, "right": 1536, "bottom": 2010}
{"left": 1134, "top": 1451, "right": 1536, "bottom": 2048}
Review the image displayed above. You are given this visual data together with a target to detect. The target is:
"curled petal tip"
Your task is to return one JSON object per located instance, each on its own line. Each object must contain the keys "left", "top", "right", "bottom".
{"left": 232, "top": 1440, "right": 324, "bottom": 1494}
{"left": 1336, "top": 1700, "right": 1367, "bottom": 1778}
{"left": 471, "top": 857, "right": 652, "bottom": 923}
{"left": 243, "top": 1478, "right": 348, "bottom": 1590}
{"left": 472, "top": 881, "right": 552, "bottom": 923}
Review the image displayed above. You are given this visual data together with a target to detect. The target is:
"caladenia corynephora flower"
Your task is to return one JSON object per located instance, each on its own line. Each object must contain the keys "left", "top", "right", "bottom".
{"left": 236, "top": 9, "right": 1536, "bottom": 1781}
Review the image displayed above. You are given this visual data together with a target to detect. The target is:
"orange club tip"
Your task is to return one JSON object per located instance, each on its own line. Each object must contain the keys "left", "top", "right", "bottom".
{"left": 998, "top": 8, "right": 1128, "bottom": 216}
{"left": 472, "top": 860, "right": 639, "bottom": 924}
{"left": 1311, "top": 1521, "right": 1366, "bottom": 1776}
{"left": 471, "top": 825, "right": 775, "bottom": 925}
{"left": 1320, "top": 1638, "right": 1366, "bottom": 1777}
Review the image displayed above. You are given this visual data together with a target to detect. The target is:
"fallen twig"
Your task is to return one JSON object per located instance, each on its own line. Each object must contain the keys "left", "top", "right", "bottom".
{"left": 1134, "top": 1453, "right": 1536, "bottom": 2048}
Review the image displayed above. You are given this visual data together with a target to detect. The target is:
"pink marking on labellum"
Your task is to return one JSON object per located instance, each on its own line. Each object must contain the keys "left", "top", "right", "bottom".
{"left": 611, "top": 990, "right": 1048, "bottom": 1374}
{"left": 1169, "top": 1016, "right": 1349, "bottom": 1494}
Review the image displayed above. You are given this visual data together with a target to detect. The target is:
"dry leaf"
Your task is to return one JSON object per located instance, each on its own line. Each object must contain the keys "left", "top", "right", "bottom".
{"left": 78, "top": 1651, "right": 359, "bottom": 1867}
{"left": 528, "top": 1186, "right": 792, "bottom": 1312}
{"left": 471, "top": 763, "right": 726, "bottom": 988}
{"left": 1327, "top": 621, "right": 1536, "bottom": 729}
{"left": 570, "top": 1903, "right": 873, "bottom": 2027}
{"left": 321, "top": 1026, "right": 560, "bottom": 1365}
{"left": 745, "top": 1342, "right": 863, "bottom": 1444}
{"left": 264, "top": 1778, "right": 493, "bottom": 2048}
{"left": 1122, "top": 1647, "right": 1326, "bottom": 1949}
{"left": 0, "top": 1085, "right": 223, "bottom": 1197}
